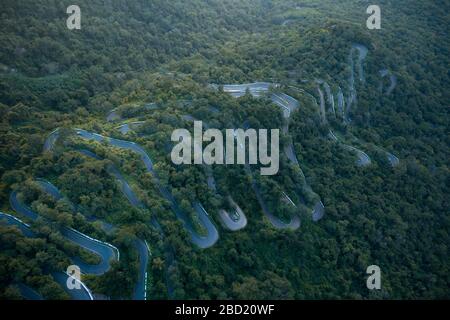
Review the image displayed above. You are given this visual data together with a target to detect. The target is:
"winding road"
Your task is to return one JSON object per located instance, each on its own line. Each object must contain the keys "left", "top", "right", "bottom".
{"left": 328, "top": 130, "right": 372, "bottom": 167}
{"left": 220, "top": 83, "right": 325, "bottom": 224}
{"left": 46, "top": 128, "right": 219, "bottom": 249}
{"left": 75, "top": 149, "right": 151, "bottom": 300}
{"left": 218, "top": 197, "right": 248, "bottom": 231}
{"left": 347, "top": 44, "right": 368, "bottom": 122}
{"left": 269, "top": 91, "right": 325, "bottom": 220}
{"left": 380, "top": 69, "right": 397, "bottom": 95}
{"left": 311, "top": 45, "right": 400, "bottom": 168}
{"left": 10, "top": 182, "right": 119, "bottom": 276}
{"left": 180, "top": 114, "right": 248, "bottom": 232}
{"left": 0, "top": 211, "right": 94, "bottom": 300}
{"left": 3, "top": 40, "right": 406, "bottom": 300}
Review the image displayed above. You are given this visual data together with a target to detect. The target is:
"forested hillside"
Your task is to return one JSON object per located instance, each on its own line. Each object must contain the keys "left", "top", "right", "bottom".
{"left": 0, "top": 0, "right": 448, "bottom": 300}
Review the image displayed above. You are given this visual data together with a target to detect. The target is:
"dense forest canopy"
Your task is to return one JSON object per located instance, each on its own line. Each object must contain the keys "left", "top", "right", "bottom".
{"left": 0, "top": 0, "right": 448, "bottom": 300}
